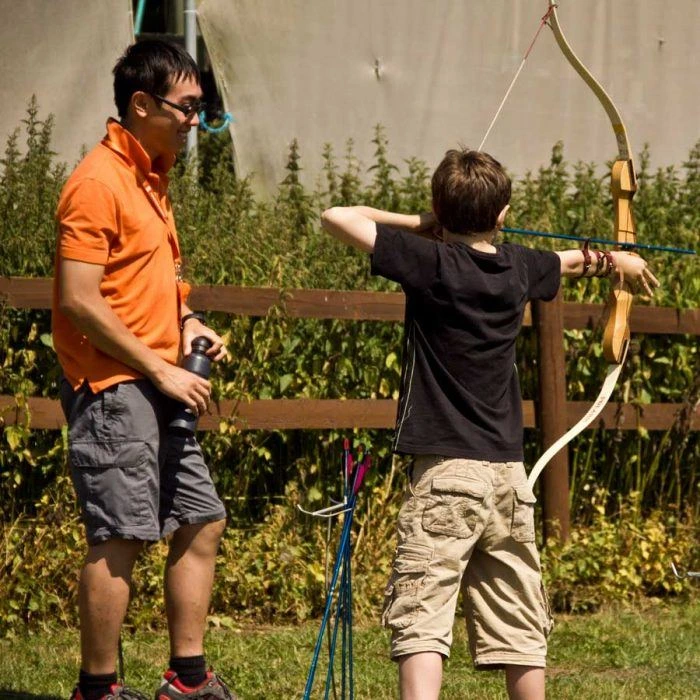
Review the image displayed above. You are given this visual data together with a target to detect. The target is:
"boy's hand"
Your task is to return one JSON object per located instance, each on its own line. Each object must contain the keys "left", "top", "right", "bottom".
{"left": 415, "top": 212, "right": 443, "bottom": 240}
{"left": 415, "top": 212, "right": 437, "bottom": 231}
{"left": 613, "top": 252, "right": 660, "bottom": 296}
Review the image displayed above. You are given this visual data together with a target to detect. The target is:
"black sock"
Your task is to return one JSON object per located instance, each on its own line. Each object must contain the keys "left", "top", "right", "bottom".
{"left": 170, "top": 655, "right": 207, "bottom": 688}
{"left": 78, "top": 670, "right": 118, "bottom": 700}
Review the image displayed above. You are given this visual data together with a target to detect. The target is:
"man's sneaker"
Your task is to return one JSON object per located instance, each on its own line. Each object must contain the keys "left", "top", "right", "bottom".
{"left": 70, "top": 683, "right": 150, "bottom": 700}
{"left": 154, "top": 670, "right": 236, "bottom": 700}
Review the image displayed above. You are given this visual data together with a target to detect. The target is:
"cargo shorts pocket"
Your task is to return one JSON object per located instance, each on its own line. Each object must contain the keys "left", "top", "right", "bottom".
{"left": 382, "top": 543, "right": 432, "bottom": 630}
{"left": 540, "top": 582, "right": 554, "bottom": 638}
{"left": 70, "top": 439, "right": 152, "bottom": 527}
{"left": 511, "top": 483, "right": 537, "bottom": 542}
{"left": 422, "top": 476, "right": 487, "bottom": 538}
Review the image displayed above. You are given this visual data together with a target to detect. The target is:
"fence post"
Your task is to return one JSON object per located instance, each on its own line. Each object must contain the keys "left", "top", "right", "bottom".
{"left": 532, "top": 290, "right": 570, "bottom": 543}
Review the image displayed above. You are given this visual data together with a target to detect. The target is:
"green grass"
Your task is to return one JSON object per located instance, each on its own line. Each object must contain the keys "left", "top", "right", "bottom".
{"left": 1, "top": 600, "right": 698, "bottom": 699}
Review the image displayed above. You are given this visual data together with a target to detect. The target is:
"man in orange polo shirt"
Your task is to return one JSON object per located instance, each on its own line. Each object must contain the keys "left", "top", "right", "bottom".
{"left": 52, "top": 40, "right": 233, "bottom": 700}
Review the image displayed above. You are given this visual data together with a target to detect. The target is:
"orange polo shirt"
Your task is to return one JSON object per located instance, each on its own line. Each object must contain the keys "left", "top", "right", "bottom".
{"left": 52, "top": 119, "right": 187, "bottom": 392}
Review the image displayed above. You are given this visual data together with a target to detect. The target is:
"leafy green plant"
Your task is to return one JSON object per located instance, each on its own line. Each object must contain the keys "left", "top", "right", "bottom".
{"left": 0, "top": 96, "right": 67, "bottom": 277}
{"left": 0, "top": 101, "right": 698, "bottom": 633}
{"left": 542, "top": 489, "right": 698, "bottom": 612}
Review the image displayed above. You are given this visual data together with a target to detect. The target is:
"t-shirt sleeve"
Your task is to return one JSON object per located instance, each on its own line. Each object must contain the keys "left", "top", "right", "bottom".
{"left": 57, "top": 178, "right": 118, "bottom": 265}
{"left": 519, "top": 246, "right": 561, "bottom": 301}
{"left": 370, "top": 224, "right": 439, "bottom": 293}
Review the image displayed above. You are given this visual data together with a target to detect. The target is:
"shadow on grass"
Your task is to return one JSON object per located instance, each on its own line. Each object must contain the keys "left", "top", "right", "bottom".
{"left": 0, "top": 692, "right": 63, "bottom": 700}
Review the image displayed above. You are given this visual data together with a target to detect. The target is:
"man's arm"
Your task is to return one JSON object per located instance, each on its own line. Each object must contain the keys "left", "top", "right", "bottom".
{"left": 557, "top": 249, "right": 659, "bottom": 295}
{"left": 58, "top": 259, "right": 211, "bottom": 414}
{"left": 321, "top": 206, "right": 436, "bottom": 253}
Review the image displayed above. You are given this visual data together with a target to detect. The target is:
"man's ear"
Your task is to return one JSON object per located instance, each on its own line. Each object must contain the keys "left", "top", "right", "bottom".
{"left": 131, "top": 91, "right": 150, "bottom": 118}
{"left": 496, "top": 204, "right": 510, "bottom": 229}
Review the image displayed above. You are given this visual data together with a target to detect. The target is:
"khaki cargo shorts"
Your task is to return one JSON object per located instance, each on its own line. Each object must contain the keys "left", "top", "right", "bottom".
{"left": 382, "top": 455, "right": 553, "bottom": 668}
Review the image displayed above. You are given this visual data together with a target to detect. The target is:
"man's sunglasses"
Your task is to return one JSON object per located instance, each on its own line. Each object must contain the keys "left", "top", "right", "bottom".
{"left": 148, "top": 93, "right": 206, "bottom": 118}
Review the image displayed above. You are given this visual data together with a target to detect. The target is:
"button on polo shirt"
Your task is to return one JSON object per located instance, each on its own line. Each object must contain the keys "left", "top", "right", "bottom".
{"left": 52, "top": 119, "right": 184, "bottom": 392}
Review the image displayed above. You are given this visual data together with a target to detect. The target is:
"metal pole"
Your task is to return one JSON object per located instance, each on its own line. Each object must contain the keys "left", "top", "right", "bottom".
{"left": 184, "top": 0, "right": 198, "bottom": 158}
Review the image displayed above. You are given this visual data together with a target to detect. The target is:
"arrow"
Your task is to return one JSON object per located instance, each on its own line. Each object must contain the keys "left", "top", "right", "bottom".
{"left": 501, "top": 227, "right": 696, "bottom": 255}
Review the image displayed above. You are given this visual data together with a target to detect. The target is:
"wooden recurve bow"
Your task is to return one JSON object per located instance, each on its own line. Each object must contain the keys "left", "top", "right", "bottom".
{"left": 528, "top": 0, "right": 639, "bottom": 487}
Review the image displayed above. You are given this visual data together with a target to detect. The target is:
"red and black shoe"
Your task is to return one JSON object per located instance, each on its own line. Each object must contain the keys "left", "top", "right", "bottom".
{"left": 154, "top": 670, "right": 236, "bottom": 700}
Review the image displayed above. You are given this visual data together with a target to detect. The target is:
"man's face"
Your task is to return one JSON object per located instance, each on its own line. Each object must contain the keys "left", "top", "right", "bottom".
{"left": 145, "top": 76, "right": 203, "bottom": 160}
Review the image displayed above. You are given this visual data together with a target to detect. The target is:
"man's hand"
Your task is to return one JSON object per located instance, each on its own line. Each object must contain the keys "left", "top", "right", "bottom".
{"left": 153, "top": 363, "right": 212, "bottom": 415}
{"left": 181, "top": 320, "right": 228, "bottom": 361}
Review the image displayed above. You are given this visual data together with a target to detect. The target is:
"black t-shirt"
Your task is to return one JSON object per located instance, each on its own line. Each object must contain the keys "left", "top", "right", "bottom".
{"left": 371, "top": 225, "right": 561, "bottom": 461}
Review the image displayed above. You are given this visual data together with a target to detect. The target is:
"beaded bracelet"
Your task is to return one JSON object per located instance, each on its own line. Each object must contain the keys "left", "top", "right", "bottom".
{"left": 593, "top": 249, "right": 605, "bottom": 276}
{"left": 600, "top": 251, "right": 616, "bottom": 277}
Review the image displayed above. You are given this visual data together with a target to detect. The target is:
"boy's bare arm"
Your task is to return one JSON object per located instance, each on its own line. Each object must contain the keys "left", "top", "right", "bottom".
{"left": 557, "top": 249, "right": 659, "bottom": 295}
{"left": 321, "top": 206, "right": 436, "bottom": 253}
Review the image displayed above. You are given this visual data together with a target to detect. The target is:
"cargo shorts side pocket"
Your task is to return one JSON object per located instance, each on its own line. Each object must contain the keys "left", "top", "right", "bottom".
{"left": 540, "top": 582, "right": 554, "bottom": 638}
{"left": 422, "top": 476, "right": 487, "bottom": 538}
{"left": 511, "top": 483, "right": 537, "bottom": 542}
{"left": 382, "top": 542, "right": 432, "bottom": 631}
{"left": 70, "top": 439, "right": 152, "bottom": 528}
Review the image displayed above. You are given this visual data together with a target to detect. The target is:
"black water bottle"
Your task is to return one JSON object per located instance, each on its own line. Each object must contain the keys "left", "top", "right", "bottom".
{"left": 169, "top": 336, "right": 213, "bottom": 435}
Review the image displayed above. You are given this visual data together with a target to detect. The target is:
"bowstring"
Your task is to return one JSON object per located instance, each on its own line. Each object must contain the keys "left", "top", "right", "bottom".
{"left": 478, "top": 5, "right": 556, "bottom": 151}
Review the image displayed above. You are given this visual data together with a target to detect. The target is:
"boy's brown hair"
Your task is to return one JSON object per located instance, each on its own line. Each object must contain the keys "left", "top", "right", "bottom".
{"left": 431, "top": 149, "right": 511, "bottom": 234}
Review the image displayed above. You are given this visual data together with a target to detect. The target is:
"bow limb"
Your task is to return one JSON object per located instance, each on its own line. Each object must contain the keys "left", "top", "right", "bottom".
{"left": 527, "top": 347, "right": 627, "bottom": 489}
{"left": 548, "top": 0, "right": 638, "bottom": 364}
{"left": 547, "top": 1, "right": 632, "bottom": 162}
{"left": 528, "top": 2, "right": 638, "bottom": 484}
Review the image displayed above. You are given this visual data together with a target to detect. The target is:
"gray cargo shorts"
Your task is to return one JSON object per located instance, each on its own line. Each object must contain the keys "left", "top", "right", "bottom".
{"left": 60, "top": 378, "right": 226, "bottom": 545}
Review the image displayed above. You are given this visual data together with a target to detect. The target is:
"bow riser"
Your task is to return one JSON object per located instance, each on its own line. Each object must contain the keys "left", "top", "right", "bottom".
{"left": 603, "top": 159, "right": 637, "bottom": 363}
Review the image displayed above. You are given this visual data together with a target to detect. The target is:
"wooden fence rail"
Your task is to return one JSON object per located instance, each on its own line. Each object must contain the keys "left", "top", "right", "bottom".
{"left": 2, "top": 276, "right": 699, "bottom": 330}
{"left": 1, "top": 276, "right": 698, "bottom": 435}
{"left": 1, "top": 395, "right": 696, "bottom": 432}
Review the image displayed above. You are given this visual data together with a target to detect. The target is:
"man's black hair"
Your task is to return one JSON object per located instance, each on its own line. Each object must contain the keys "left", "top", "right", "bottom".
{"left": 112, "top": 39, "right": 200, "bottom": 118}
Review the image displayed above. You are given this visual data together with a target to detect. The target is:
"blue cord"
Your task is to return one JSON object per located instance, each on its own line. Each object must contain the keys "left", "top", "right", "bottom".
{"left": 199, "top": 110, "right": 234, "bottom": 133}
{"left": 134, "top": 0, "right": 147, "bottom": 34}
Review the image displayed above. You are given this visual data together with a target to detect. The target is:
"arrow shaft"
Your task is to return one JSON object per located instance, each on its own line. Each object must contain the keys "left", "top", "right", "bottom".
{"left": 502, "top": 227, "right": 696, "bottom": 255}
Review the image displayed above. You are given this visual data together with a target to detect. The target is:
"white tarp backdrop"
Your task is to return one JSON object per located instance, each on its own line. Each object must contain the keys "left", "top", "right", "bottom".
{"left": 0, "top": 0, "right": 134, "bottom": 168}
{"left": 197, "top": 0, "right": 700, "bottom": 194}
